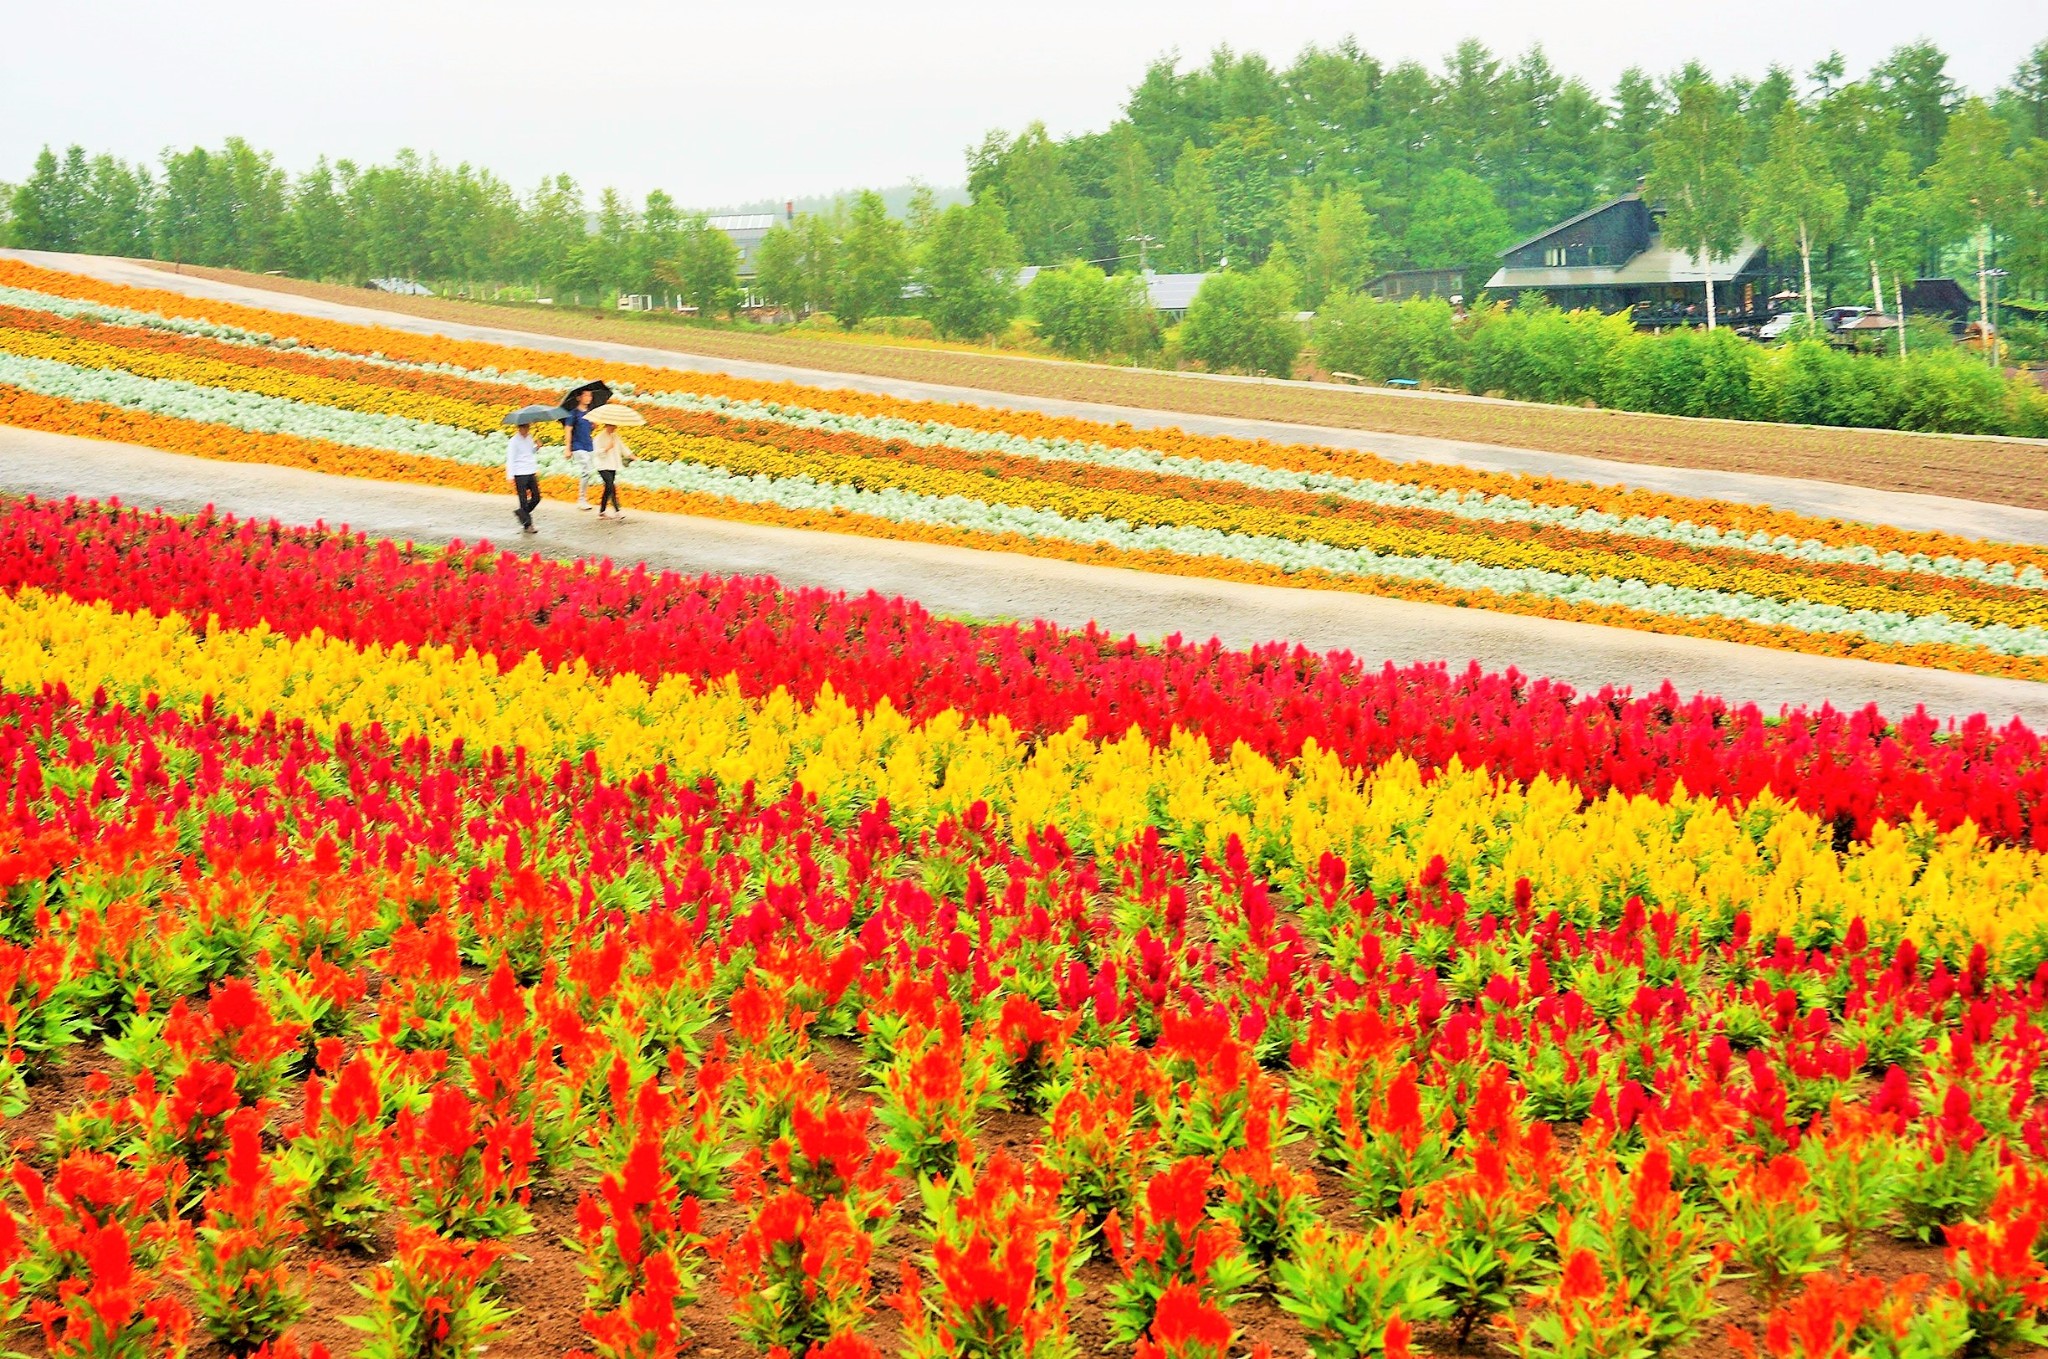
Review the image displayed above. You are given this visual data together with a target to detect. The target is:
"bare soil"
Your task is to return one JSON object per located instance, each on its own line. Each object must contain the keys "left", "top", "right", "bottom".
{"left": 3, "top": 1028, "right": 1978, "bottom": 1359}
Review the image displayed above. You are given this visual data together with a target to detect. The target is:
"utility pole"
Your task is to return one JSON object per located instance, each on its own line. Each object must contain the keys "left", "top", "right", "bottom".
{"left": 1126, "top": 232, "right": 1157, "bottom": 273}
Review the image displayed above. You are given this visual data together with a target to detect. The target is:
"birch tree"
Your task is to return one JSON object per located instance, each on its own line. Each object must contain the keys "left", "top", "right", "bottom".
{"left": 1747, "top": 104, "right": 1847, "bottom": 327}
{"left": 1647, "top": 80, "right": 1746, "bottom": 329}
{"left": 1926, "top": 99, "right": 2021, "bottom": 357}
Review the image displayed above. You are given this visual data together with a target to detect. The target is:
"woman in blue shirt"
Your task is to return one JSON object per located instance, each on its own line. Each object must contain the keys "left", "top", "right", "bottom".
{"left": 563, "top": 389, "right": 597, "bottom": 509}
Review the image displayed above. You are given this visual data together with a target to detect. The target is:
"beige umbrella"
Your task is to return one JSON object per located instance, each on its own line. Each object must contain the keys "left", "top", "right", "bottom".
{"left": 586, "top": 404, "right": 647, "bottom": 427}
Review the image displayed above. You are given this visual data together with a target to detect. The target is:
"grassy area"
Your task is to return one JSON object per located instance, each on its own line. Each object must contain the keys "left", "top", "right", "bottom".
{"left": 150, "top": 260, "right": 2048, "bottom": 512}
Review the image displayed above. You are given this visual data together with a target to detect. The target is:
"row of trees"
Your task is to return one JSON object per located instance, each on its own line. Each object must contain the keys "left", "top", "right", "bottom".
{"left": 753, "top": 190, "right": 1021, "bottom": 333}
{"left": 0, "top": 142, "right": 756, "bottom": 311}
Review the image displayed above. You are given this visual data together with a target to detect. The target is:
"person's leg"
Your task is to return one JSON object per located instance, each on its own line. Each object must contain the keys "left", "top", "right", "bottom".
{"left": 577, "top": 456, "right": 594, "bottom": 508}
{"left": 599, "top": 469, "right": 618, "bottom": 513}
{"left": 517, "top": 474, "right": 540, "bottom": 528}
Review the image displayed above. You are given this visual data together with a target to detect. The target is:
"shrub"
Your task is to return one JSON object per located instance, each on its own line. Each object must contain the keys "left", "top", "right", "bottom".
{"left": 1026, "top": 262, "right": 1156, "bottom": 359}
{"left": 1310, "top": 293, "right": 1462, "bottom": 386}
{"left": 1463, "top": 302, "right": 1629, "bottom": 405}
{"left": 1180, "top": 267, "right": 1302, "bottom": 376}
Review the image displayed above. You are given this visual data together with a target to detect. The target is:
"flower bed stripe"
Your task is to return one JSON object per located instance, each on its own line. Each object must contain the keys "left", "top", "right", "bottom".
{"left": 14, "top": 308, "right": 2045, "bottom": 638}
{"left": 16, "top": 500, "right": 2048, "bottom": 851}
{"left": 6, "top": 345, "right": 2048, "bottom": 664}
{"left": 8, "top": 581, "right": 2048, "bottom": 958}
{"left": 11, "top": 381, "right": 2048, "bottom": 685}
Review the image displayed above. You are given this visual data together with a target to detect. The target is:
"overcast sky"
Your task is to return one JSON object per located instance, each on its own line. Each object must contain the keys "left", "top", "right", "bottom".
{"left": 3, "top": 0, "right": 2040, "bottom": 208}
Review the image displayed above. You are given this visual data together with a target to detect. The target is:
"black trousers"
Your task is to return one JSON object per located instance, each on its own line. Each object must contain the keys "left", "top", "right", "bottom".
{"left": 598, "top": 468, "right": 620, "bottom": 512}
{"left": 512, "top": 473, "right": 541, "bottom": 526}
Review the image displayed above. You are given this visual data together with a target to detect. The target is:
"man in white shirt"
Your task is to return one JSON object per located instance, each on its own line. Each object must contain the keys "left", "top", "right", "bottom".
{"left": 507, "top": 426, "right": 542, "bottom": 532}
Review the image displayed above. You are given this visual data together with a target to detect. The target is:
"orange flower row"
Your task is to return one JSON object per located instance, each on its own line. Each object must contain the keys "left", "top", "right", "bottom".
{"left": 8, "top": 380, "right": 2045, "bottom": 684}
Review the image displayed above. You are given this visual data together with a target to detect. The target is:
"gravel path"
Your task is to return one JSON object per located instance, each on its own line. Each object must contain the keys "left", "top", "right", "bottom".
{"left": 8, "top": 422, "right": 2048, "bottom": 728}
{"left": 14, "top": 248, "right": 2048, "bottom": 547}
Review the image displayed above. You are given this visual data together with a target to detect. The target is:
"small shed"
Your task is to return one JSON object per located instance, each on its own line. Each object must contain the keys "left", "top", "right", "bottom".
{"left": 1365, "top": 268, "right": 1466, "bottom": 302}
{"left": 1900, "top": 278, "right": 1973, "bottom": 322}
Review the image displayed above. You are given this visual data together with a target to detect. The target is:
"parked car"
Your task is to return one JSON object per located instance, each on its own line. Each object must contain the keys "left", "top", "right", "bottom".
{"left": 1822, "top": 305, "right": 1869, "bottom": 333}
{"left": 1757, "top": 311, "right": 1802, "bottom": 340}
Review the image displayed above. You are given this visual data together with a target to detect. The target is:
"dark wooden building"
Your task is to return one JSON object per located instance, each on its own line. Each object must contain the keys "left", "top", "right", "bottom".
{"left": 1364, "top": 268, "right": 1467, "bottom": 302}
{"left": 1484, "top": 193, "right": 1778, "bottom": 323}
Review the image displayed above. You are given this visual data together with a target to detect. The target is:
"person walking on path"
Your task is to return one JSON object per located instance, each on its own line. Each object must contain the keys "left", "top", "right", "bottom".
{"left": 563, "top": 389, "right": 598, "bottom": 510}
{"left": 592, "top": 423, "right": 631, "bottom": 519}
{"left": 507, "top": 422, "right": 542, "bottom": 532}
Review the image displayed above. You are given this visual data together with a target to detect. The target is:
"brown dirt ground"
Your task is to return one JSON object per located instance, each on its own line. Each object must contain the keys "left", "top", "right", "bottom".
{"left": 147, "top": 262, "right": 2048, "bottom": 514}
{"left": 0, "top": 1029, "right": 2010, "bottom": 1358}
{"left": 0, "top": 1031, "right": 1974, "bottom": 1358}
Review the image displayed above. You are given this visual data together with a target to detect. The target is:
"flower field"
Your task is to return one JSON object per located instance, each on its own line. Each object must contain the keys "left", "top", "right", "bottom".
{"left": 7, "top": 258, "right": 2048, "bottom": 681}
{"left": 4, "top": 497, "right": 2048, "bottom": 1358}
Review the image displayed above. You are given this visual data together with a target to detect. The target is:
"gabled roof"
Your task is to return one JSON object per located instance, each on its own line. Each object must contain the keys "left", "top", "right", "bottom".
{"left": 706, "top": 213, "right": 778, "bottom": 232}
{"left": 1485, "top": 238, "right": 1763, "bottom": 291}
{"left": 1498, "top": 193, "right": 1643, "bottom": 258}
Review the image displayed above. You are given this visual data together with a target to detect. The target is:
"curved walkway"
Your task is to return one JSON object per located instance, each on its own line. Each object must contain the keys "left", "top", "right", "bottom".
{"left": 12, "top": 249, "right": 2048, "bottom": 547}
{"left": 7, "top": 422, "right": 2048, "bottom": 729}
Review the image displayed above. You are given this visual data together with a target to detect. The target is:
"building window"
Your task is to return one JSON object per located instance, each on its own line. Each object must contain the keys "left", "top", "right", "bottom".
{"left": 1545, "top": 247, "right": 1566, "bottom": 267}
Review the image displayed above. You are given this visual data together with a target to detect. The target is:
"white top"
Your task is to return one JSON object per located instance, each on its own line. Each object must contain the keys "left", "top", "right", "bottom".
{"left": 591, "top": 427, "right": 630, "bottom": 472}
{"left": 506, "top": 430, "right": 539, "bottom": 476}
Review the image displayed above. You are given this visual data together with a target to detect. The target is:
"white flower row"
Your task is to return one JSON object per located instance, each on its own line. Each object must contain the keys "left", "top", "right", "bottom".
{"left": 6, "top": 281, "right": 2040, "bottom": 591}
{"left": 0, "top": 350, "right": 510, "bottom": 464}
{"left": 8, "top": 349, "right": 2047, "bottom": 657}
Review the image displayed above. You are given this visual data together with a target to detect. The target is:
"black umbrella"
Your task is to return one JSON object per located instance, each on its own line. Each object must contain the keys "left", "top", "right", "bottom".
{"left": 562, "top": 380, "right": 612, "bottom": 413}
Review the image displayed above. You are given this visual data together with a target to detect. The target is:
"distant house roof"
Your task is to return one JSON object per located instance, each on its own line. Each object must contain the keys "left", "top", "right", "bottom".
{"left": 1143, "top": 270, "right": 1207, "bottom": 312}
{"left": 708, "top": 214, "right": 778, "bottom": 277}
{"left": 1486, "top": 238, "right": 1764, "bottom": 292}
{"left": 1015, "top": 267, "right": 1209, "bottom": 313}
